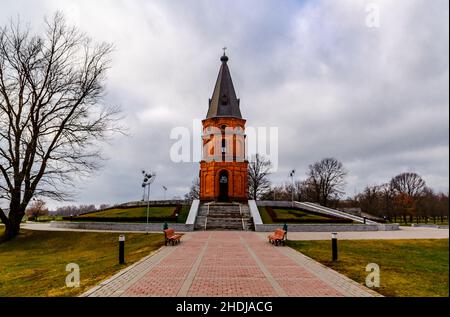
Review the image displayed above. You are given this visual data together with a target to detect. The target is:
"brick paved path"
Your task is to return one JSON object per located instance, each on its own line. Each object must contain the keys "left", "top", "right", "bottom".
{"left": 83, "top": 231, "right": 380, "bottom": 297}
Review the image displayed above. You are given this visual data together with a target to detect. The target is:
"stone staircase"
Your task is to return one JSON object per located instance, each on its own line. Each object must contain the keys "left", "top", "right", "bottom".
{"left": 194, "top": 202, "right": 254, "bottom": 231}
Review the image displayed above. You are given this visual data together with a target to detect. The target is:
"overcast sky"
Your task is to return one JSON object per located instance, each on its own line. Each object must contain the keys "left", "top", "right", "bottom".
{"left": 1, "top": 0, "right": 448, "bottom": 208}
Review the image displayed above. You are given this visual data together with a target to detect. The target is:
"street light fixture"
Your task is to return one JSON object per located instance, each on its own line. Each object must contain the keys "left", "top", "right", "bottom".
{"left": 162, "top": 185, "right": 168, "bottom": 200}
{"left": 289, "top": 169, "right": 296, "bottom": 207}
{"left": 142, "top": 170, "right": 156, "bottom": 234}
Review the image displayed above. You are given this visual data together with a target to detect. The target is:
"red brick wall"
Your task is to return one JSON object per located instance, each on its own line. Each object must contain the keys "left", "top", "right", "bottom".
{"left": 200, "top": 117, "right": 248, "bottom": 201}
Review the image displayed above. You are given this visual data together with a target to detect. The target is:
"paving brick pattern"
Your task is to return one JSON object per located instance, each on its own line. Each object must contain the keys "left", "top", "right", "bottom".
{"left": 83, "top": 231, "right": 380, "bottom": 297}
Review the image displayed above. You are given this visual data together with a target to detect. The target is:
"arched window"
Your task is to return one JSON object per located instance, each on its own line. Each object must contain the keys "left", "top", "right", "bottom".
{"left": 221, "top": 138, "right": 226, "bottom": 154}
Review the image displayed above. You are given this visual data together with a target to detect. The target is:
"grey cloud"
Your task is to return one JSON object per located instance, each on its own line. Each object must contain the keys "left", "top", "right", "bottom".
{"left": 0, "top": 0, "right": 447, "bottom": 209}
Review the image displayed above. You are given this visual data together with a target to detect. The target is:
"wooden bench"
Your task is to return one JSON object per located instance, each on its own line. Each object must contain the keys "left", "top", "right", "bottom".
{"left": 268, "top": 229, "right": 286, "bottom": 246}
{"left": 164, "top": 228, "right": 182, "bottom": 246}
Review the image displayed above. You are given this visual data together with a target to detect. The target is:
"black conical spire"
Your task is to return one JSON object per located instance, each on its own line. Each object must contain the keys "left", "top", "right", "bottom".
{"left": 206, "top": 52, "right": 242, "bottom": 119}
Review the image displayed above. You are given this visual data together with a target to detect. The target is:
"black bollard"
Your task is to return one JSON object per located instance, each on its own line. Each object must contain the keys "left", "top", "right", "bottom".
{"left": 119, "top": 235, "right": 125, "bottom": 264}
{"left": 331, "top": 232, "right": 338, "bottom": 261}
{"left": 363, "top": 216, "right": 367, "bottom": 224}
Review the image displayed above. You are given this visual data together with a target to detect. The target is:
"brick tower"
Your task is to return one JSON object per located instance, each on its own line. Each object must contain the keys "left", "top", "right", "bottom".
{"left": 199, "top": 53, "right": 248, "bottom": 202}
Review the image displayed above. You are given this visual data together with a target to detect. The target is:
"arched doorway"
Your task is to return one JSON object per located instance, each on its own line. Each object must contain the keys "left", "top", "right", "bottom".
{"left": 218, "top": 170, "right": 229, "bottom": 201}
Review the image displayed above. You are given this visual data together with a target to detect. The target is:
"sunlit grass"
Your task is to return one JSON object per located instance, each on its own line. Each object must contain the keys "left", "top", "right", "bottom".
{"left": 288, "top": 239, "right": 449, "bottom": 297}
{"left": 0, "top": 229, "right": 164, "bottom": 296}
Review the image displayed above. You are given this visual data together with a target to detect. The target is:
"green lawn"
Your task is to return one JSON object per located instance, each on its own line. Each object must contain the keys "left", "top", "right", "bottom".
{"left": 258, "top": 206, "right": 350, "bottom": 224}
{"left": 273, "top": 208, "right": 334, "bottom": 221}
{"left": 287, "top": 239, "right": 449, "bottom": 297}
{"left": 177, "top": 205, "right": 191, "bottom": 223}
{"left": 259, "top": 206, "right": 273, "bottom": 224}
{"left": 77, "top": 206, "right": 176, "bottom": 218}
{"left": 72, "top": 205, "right": 191, "bottom": 223}
{"left": 0, "top": 227, "right": 164, "bottom": 296}
{"left": 30, "top": 215, "right": 64, "bottom": 222}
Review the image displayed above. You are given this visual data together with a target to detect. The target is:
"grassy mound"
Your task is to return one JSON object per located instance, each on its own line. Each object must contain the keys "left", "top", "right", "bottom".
{"left": 65, "top": 205, "right": 191, "bottom": 223}
{"left": 259, "top": 206, "right": 353, "bottom": 224}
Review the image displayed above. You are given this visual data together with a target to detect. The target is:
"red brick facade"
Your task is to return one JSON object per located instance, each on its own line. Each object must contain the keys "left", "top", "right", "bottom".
{"left": 199, "top": 117, "right": 248, "bottom": 201}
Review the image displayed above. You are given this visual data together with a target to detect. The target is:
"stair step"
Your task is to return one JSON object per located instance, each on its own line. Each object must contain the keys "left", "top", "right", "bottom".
{"left": 194, "top": 203, "right": 255, "bottom": 231}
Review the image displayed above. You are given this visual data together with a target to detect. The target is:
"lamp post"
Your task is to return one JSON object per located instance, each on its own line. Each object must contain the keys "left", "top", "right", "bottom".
{"left": 162, "top": 186, "right": 167, "bottom": 200}
{"left": 331, "top": 232, "right": 338, "bottom": 261}
{"left": 142, "top": 170, "right": 156, "bottom": 234}
{"left": 119, "top": 235, "right": 125, "bottom": 264}
{"left": 289, "top": 169, "right": 295, "bottom": 207}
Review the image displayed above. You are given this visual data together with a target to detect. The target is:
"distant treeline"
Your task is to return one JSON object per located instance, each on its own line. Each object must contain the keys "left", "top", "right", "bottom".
{"left": 51, "top": 204, "right": 111, "bottom": 216}
{"left": 260, "top": 172, "right": 448, "bottom": 223}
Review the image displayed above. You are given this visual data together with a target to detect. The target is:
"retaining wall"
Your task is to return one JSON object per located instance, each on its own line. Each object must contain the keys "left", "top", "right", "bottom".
{"left": 254, "top": 223, "right": 399, "bottom": 232}
{"left": 50, "top": 221, "right": 194, "bottom": 232}
{"left": 411, "top": 224, "right": 449, "bottom": 229}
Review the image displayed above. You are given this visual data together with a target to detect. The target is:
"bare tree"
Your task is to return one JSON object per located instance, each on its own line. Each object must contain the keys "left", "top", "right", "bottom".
{"left": 294, "top": 179, "right": 317, "bottom": 202}
{"left": 356, "top": 185, "right": 381, "bottom": 216}
{"left": 55, "top": 205, "right": 80, "bottom": 216}
{"left": 390, "top": 172, "right": 426, "bottom": 198}
{"left": 99, "top": 203, "right": 110, "bottom": 210}
{"left": 307, "top": 157, "right": 347, "bottom": 206}
{"left": 0, "top": 13, "right": 120, "bottom": 241}
{"left": 25, "top": 199, "right": 48, "bottom": 221}
{"left": 185, "top": 177, "right": 200, "bottom": 201}
{"left": 260, "top": 184, "right": 287, "bottom": 201}
{"left": 379, "top": 182, "right": 395, "bottom": 220}
{"left": 436, "top": 192, "right": 449, "bottom": 223}
{"left": 248, "top": 154, "right": 272, "bottom": 200}
{"left": 77, "top": 204, "right": 97, "bottom": 214}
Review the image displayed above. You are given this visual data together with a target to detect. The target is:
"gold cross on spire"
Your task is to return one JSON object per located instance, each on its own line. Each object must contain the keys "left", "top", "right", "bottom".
{"left": 222, "top": 47, "right": 227, "bottom": 55}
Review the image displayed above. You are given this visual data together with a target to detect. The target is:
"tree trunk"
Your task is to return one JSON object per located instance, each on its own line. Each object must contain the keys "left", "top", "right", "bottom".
{"left": 1, "top": 210, "right": 24, "bottom": 242}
